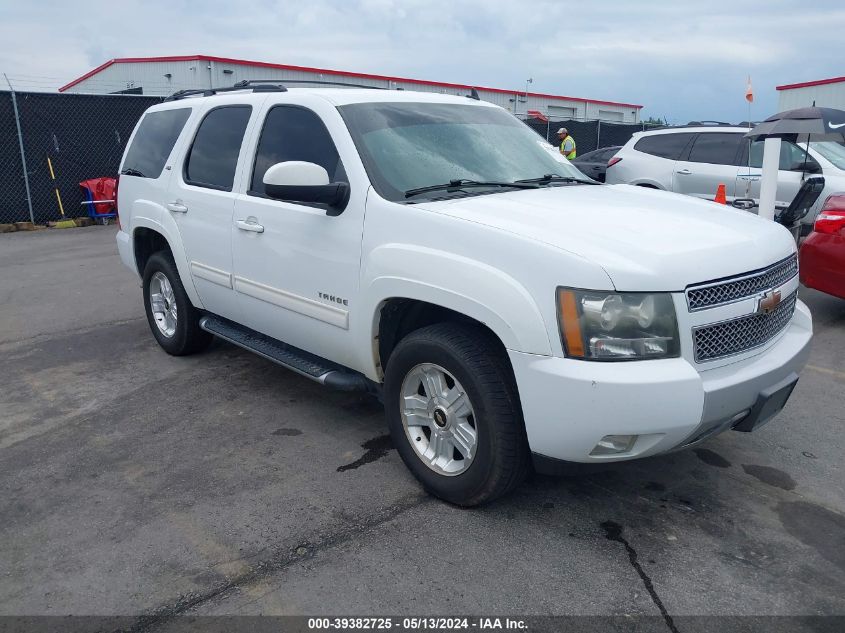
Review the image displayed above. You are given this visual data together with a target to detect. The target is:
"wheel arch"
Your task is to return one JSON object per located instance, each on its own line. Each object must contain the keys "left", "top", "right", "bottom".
{"left": 360, "top": 273, "right": 552, "bottom": 381}
{"left": 632, "top": 181, "right": 663, "bottom": 189}
{"left": 130, "top": 214, "right": 203, "bottom": 308}
{"left": 376, "top": 298, "right": 509, "bottom": 376}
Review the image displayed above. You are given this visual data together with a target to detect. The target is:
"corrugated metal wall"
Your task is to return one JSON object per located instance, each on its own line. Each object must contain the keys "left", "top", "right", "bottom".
{"left": 65, "top": 60, "right": 641, "bottom": 123}
{"left": 778, "top": 82, "right": 845, "bottom": 111}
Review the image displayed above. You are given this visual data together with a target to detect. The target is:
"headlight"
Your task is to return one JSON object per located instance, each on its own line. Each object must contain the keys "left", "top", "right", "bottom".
{"left": 557, "top": 288, "right": 680, "bottom": 361}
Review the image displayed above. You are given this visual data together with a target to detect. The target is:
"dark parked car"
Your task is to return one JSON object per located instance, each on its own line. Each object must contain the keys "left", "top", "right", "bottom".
{"left": 571, "top": 146, "right": 621, "bottom": 182}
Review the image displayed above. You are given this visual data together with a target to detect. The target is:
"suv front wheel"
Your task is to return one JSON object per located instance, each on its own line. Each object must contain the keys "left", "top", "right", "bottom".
{"left": 384, "top": 323, "right": 529, "bottom": 506}
{"left": 142, "top": 251, "right": 212, "bottom": 356}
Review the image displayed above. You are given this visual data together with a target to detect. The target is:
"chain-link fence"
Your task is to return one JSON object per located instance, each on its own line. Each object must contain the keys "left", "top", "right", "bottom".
{"left": 0, "top": 89, "right": 162, "bottom": 225}
{"left": 518, "top": 115, "right": 662, "bottom": 155}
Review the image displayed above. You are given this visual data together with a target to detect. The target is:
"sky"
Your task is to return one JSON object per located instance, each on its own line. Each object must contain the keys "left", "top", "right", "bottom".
{"left": 1, "top": 0, "right": 843, "bottom": 123}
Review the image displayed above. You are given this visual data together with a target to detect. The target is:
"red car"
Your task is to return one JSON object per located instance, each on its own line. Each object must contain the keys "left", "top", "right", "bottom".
{"left": 800, "top": 194, "right": 845, "bottom": 299}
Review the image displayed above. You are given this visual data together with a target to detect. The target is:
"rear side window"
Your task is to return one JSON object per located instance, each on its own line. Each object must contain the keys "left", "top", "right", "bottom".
{"left": 687, "top": 133, "right": 743, "bottom": 165}
{"left": 184, "top": 106, "right": 252, "bottom": 191}
{"left": 250, "top": 105, "right": 344, "bottom": 195}
{"left": 634, "top": 133, "right": 695, "bottom": 160}
{"left": 122, "top": 108, "right": 191, "bottom": 178}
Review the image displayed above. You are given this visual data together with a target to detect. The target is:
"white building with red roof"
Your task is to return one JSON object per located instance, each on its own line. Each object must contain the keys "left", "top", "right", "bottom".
{"left": 777, "top": 75, "right": 845, "bottom": 111}
{"left": 59, "top": 55, "right": 642, "bottom": 123}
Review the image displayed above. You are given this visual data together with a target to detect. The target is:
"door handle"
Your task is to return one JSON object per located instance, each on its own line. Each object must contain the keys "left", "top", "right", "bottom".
{"left": 236, "top": 219, "right": 264, "bottom": 233}
{"left": 166, "top": 201, "right": 188, "bottom": 213}
{"left": 675, "top": 169, "right": 692, "bottom": 175}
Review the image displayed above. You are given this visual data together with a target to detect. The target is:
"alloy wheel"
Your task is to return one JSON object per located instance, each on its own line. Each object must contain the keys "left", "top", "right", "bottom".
{"left": 399, "top": 363, "right": 478, "bottom": 476}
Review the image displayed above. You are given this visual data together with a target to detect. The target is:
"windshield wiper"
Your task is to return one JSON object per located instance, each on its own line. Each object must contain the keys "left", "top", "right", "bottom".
{"left": 120, "top": 168, "right": 147, "bottom": 177}
{"left": 515, "top": 174, "right": 600, "bottom": 186}
{"left": 404, "top": 179, "right": 539, "bottom": 199}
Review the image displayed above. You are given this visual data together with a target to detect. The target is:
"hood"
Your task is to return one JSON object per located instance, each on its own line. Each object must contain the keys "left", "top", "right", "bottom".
{"left": 415, "top": 184, "right": 797, "bottom": 291}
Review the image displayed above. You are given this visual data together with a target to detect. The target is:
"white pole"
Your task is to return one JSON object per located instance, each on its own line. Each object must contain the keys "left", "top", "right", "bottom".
{"left": 758, "top": 137, "right": 781, "bottom": 221}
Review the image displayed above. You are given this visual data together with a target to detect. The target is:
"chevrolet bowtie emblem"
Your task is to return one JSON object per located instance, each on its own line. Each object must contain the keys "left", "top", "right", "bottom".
{"left": 757, "top": 289, "right": 782, "bottom": 315}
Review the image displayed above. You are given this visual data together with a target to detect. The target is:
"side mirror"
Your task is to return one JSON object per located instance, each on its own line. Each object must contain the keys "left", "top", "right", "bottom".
{"left": 789, "top": 161, "right": 821, "bottom": 174}
{"left": 263, "top": 161, "right": 350, "bottom": 213}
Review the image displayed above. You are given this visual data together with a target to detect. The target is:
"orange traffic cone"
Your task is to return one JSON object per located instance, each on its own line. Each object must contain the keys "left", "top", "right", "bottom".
{"left": 714, "top": 184, "right": 727, "bottom": 204}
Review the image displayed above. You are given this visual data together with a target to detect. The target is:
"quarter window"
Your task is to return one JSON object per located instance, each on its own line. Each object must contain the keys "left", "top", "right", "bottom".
{"left": 633, "top": 133, "right": 695, "bottom": 160}
{"left": 686, "top": 133, "right": 744, "bottom": 165}
{"left": 122, "top": 108, "right": 191, "bottom": 178}
{"left": 184, "top": 106, "right": 252, "bottom": 191}
{"left": 250, "top": 106, "right": 344, "bottom": 196}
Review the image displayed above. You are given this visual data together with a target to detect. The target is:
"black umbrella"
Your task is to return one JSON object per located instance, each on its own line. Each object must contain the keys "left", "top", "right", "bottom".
{"left": 745, "top": 106, "right": 845, "bottom": 142}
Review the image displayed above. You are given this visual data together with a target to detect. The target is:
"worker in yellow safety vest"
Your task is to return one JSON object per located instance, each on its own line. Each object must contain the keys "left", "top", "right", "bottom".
{"left": 557, "top": 127, "right": 576, "bottom": 160}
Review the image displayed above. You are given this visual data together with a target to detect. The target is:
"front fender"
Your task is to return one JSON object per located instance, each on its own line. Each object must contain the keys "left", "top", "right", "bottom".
{"left": 356, "top": 243, "right": 552, "bottom": 379}
{"left": 129, "top": 201, "right": 204, "bottom": 309}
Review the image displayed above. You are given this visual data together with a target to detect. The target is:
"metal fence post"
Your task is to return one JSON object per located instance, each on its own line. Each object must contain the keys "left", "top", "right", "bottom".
{"left": 596, "top": 120, "right": 601, "bottom": 149}
{"left": 4, "top": 74, "right": 34, "bottom": 224}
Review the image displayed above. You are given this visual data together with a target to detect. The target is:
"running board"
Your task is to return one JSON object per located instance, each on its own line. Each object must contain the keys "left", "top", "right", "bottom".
{"left": 199, "top": 315, "right": 370, "bottom": 392}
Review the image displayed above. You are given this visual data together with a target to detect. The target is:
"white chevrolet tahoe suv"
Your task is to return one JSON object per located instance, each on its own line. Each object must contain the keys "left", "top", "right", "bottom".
{"left": 116, "top": 82, "right": 812, "bottom": 506}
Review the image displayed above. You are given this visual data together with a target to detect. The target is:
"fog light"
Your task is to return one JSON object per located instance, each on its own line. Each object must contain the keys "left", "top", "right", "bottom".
{"left": 590, "top": 434, "right": 638, "bottom": 456}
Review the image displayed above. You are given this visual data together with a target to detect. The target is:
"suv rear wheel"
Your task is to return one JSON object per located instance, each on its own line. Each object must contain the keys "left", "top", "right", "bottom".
{"left": 142, "top": 251, "right": 212, "bottom": 356}
{"left": 384, "top": 323, "right": 529, "bottom": 506}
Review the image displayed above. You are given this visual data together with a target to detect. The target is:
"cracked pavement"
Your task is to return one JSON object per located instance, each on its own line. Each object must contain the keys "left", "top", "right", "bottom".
{"left": 1, "top": 226, "right": 844, "bottom": 625}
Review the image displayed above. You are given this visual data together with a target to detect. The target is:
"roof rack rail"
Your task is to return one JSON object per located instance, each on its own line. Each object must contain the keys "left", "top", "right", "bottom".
{"left": 235, "top": 79, "right": 387, "bottom": 90}
{"left": 163, "top": 78, "right": 389, "bottom": 102}
{"left": 163, "top": 82, "right": 287, "bottom": 101}
{"left": 685, "top": 120, "right": 733, "bottom": 127}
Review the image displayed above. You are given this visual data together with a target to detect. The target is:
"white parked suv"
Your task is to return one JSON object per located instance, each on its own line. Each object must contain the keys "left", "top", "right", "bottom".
{"left": 115, "top": 82, "right": 812, "bottom": 505}
{"left": 606, "top": 125, "right": 845, "bottom": 232}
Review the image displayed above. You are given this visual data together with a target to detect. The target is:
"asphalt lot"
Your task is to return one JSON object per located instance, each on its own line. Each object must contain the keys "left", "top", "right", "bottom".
{"left": 1, "top": 226, "right": 844, "bottom": 625}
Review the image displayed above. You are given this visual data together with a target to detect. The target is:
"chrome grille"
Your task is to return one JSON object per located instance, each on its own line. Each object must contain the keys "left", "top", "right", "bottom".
{"left": 686, "top": 255, "right": 798, "bottom": 311}
{"left": 693, "top": 292, "right": 797, "bottom": 362}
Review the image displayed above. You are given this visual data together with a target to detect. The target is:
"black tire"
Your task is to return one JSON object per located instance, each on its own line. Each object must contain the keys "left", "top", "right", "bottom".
{"left": 142, "top": 251, "right": 212, "bottom": 356}
{"left": 384, "top": 323, "right": 530, "bottom": 506}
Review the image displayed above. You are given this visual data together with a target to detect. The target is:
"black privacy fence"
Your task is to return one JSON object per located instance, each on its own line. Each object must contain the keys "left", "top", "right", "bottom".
{"left": 519, "top": 115, "right": 657, "bottom": 155}
{"left": 0, "top": 91, "right": 161, "bottom": 224}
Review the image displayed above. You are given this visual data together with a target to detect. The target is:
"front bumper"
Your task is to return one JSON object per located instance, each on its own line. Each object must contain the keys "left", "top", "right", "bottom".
{"left": 509, "top": 300, "right": 812, "bottom": 466}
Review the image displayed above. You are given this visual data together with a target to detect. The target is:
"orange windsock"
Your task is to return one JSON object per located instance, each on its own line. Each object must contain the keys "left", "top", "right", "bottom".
{"left": 714, "top": 183, "right": 727, "bottom": 205}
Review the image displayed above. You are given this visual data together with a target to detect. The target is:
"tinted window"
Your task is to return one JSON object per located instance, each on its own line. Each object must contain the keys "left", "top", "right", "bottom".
{"left": 747, "top": 140, "right": 819, "bottom": 171}
{"left": 184, "top": 106, "right": 252, "bottom": 191}
{"left": 251, "top": 106, "right": 344, "bottom": 195}
{"left": 687, "top": 133, "right": 743, "bottom": 165}
{"left": 576, "top": 148, "right": 603, "bottom": 161}
{"left": 634, "top": 133, "right": 695, "bottom": 160}
{"left": 123, "top": 108, "right": 191, "bottom": 178}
